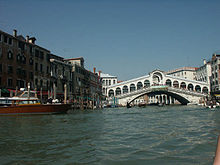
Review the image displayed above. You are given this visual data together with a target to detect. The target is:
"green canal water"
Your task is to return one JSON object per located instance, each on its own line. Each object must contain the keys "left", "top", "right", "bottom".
{"left": 0, "top": 106, "right": 220, "bottom": 165}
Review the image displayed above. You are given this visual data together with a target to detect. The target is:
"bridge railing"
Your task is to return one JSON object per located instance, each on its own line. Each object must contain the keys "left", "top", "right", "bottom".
{"left": 113, "top": 85, "right": 208, "bottom": 99}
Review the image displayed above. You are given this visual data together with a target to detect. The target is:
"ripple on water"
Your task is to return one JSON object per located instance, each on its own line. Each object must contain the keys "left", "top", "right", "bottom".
{"left": 0, "top": 106, "right": 219, "bottom": 165}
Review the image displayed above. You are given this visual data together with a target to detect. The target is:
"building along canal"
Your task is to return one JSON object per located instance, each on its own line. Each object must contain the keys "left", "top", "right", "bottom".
{"left": 0, "top": 105, "right": 219, "bottom": 164}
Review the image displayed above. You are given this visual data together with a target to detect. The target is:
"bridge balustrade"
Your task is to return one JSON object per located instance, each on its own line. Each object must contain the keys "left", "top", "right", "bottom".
{"left": 109, "top": 84, "right": 208, "bottom": 99}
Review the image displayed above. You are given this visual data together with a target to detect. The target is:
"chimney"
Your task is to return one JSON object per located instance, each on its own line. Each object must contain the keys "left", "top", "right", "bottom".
{"left": 203, "top": 59, "right": 207, "bottom": 65}
{"left": 29, "top": 37, "right": 36, "bottom": 44}
{"left": 98, "top": 70, "right": 101, "bottom": 77}
{"left": 26, "top": 35, "right": 29, "bottom": 42}
{"left": 93, "top": 67, "right": 96, "bottom": 74}
{"left": 13, "top": 29, "right": 17, "bottom": 37}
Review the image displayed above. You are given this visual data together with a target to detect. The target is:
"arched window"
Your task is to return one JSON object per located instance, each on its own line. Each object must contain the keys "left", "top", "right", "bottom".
{"left": 8, "top": 50, "right": 13, "bottom": 59}
{"left": 144, "top": 80, "right": 150, "bottom": 87}
{"left": 173, "top": 81, "right": 179, "bottom": 88}
{"left": 123, "top": 85, "right": 128, "bottom": 94}
{"left": 102, "top": 87, "right": 106, "bottom": 94}
{"left": 188, "top": 84, "right": 193, "bottom": 91}
{"left": 16, "top": 54, "right": 21, "bottom": 62}
{"left": 202, "top": 87, "right": 208, "bottom": 94}
{"left": 130, "top": 84, "right": 136, "bottom": 92}
{"left": 116, "top": 87, "right": 121, "bottom": 96}
{"left": 29, "top": 58, "right": 33, "bottom": 65}
{"left": 165, "top": 79, "right": 172, "bottom": 87}
{"left": 137, "top": 82, "right": 143, "bottom": 90}
{"left": 0, "top": 47, "right": 2, "bottom": 58}
{"left": 195, "top": 85, "right": 201, "bottom": 92}
{"left": 152, "top": 72, "right": 163, "bottom": 84}
{"left": 180, "top": 82, "right": 186, "bottom": 89}
{"left": 108, "top": 89, "right": 114, "bottom": 97}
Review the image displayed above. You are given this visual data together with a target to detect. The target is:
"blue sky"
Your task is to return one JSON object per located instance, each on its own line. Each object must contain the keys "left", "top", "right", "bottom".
{"left": 1, "top": 0, "right": 220, "bottom": 80}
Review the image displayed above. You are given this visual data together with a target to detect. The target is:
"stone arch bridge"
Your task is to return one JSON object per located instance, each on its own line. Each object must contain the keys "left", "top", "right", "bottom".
{"left": 106, "top": 70, "right": 209, "bottom": 106}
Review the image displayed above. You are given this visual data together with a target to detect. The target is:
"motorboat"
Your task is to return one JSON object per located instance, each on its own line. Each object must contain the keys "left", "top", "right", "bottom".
{"left": 0, "top": 90, "right": 71, "bottom": 115}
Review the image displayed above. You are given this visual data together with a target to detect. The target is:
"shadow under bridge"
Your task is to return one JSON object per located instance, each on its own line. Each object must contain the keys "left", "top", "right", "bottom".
{"left": 128, "top": 90, "right": 190, "bottom": 105}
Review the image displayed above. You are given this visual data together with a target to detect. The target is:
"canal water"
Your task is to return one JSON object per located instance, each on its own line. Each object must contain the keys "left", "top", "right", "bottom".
{"left": 0, "top": 106, "right": 220, "bottom": 165}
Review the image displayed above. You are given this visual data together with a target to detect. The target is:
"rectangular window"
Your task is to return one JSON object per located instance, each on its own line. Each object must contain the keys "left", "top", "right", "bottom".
{"left": 22, "top": 70, "right": 27, "bottom": 78}
{"left": 35, "top": 79, "right": 38, "bottom": 86}
{"left": 40, "top": 64, "right": 43, "bottom": 72}
{"left": 0, "top": 34, "right": 2, "bottom": 42}
{"left": 4, "top": 35, "right": 7, "bottom": 43}
{"left": 0, "top": 77, "right": 1, "bottom": 86}
{"left": 40, "top": 51, "right": 44, "bottom": 59}
{"left": 30, "top": 45, "right": 33, "bottom": 54}
{"left": 18, "top": 41, "right": 25, "bottom": 50}
{"left": 46, "top": 54, "right": 50, "bottom": 61}
{"left": 70, "top": 70, "right": 72, "bottom": 79}
{"left": 8, "top": 38, "right": 12, "bottom": 45}
{"left": 30, "top": 72, "right": 33, "bottom": 80}
{"left": 8, "top": 66, "right": 13, "bottom": 74}
{"left": 35, "top": 63, "right": 38, "bottom": 71}
{"left": 16, "top": 68, "right": 21, "bottom": 75}
{"left": 0, "top": 64, "right": 2, "bottom": 73}
{"left": 8, "top": 78, "right": 13, "bottom": 87}
{"left": 35, "top": 49, "right": 39, "bottom": 57}
{"left": 47, "top": 66, "right": 49, "bottom": 74}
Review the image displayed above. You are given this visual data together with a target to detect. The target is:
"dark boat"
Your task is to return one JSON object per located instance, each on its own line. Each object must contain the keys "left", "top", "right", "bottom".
{"left": 127, "top": 102, "right": 131, "bottom": 108}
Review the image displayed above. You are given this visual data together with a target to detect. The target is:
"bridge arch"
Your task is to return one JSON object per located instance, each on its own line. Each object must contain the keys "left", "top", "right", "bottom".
{"left": 180, "top": 82, "right": 186, "bottom": 89}
{"left": 165, "top": 79, "right": 172, "bottom": 87}
{"left": 188, "top": 83, "right": 194, "bottom": 91}
{"left": 108, "top": 89, "right": 114, "bottom": 97}
{"left": 202, "top": 87, "right": 208, "bottom": 94}
{"left": 123, "top": 85, "right": 128, "bottom": 94}
{"left": 116, "top": 87, "right": 121, "bottom": 96}
{"left": 144, "top": 80, "right": 150, "bottom": 87}
{"left": 173, "top": 80, "right": 179, "bottom": 88}
{"left": 152, "top": 72, "right": 163, "bottom": 84}
{"left": 195, "top": 85, "right": 201, "bottom": 92}
{"left": 137, "top": 82, "right": 143, "bottom": 90}
{"left": 130, "top": 84, "right": 136, "bottom": 92}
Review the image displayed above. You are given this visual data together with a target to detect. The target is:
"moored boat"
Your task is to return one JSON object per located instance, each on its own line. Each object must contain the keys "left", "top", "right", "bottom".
{"left": 0, "top": 90, "right": 72, "bottom": 115}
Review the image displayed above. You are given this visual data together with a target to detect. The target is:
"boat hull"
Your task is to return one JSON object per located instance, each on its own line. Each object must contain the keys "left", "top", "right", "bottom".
{"left": 0, "top": 104, "right": 72, "bottom": 115}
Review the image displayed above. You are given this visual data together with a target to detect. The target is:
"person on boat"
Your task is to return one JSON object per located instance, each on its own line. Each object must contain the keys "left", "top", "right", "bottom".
{"left": 214, "top": 135, "right": 220, "bottom": 165}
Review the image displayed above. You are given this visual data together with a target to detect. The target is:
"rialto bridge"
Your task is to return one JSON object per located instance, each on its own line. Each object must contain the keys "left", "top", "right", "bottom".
{"left": 105, "top": 70, "right": 209, "bottom": 106}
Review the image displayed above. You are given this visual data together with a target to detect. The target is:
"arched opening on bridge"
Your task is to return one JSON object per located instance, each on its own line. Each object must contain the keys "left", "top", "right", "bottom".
{"left": 173, "top": 81, "right": 179, "bottom": 88}
{"left": 108, "top": 89, "right": 114, "bottom": 97}
{"left": 202, "top": 87, "right": 208, "bottom": 94}
{"left": 163, "top": 95, "right": 166, "bottom": 104}
{"left": 165, "top": 79, "right": 172, "bottom": 87}
{"left": 115, "top": 87, "right": 121, "bottom": 96}
{"left": 130, "top": 84, "right": 136, "bottom": 92}
{"left": 137, "top": 82, "right": 143, "bottom": 90}
{"left": 153, "top": 72, "right": 163, "bottom": 85}
{"left": 180, "top": 82, "right": 186, "bottom": 89}
{"left": 123, "top": 85, "right": 128, "bottom": 94}
{"left": 195, "top": 85, "right": 201, "bottom": 92}
{"left": 188, "top": 83, "right": 193, "bottom": 91}
{"left": 156, "top": 96, "right": 159, "bottom": 103}
{"left": 144, "top": 80, "right": 150, "bottom": 87}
